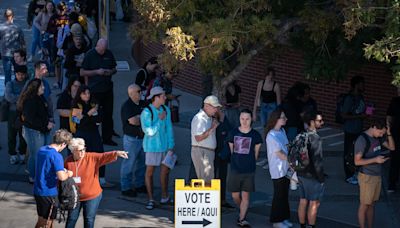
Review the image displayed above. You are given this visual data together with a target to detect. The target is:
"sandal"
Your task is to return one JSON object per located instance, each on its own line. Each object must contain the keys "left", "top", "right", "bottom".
{"left": 146, "top": 200, "right": 155, "bottom": 210}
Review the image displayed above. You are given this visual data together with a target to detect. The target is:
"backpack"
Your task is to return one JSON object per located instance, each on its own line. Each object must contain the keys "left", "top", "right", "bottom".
{"left": 58, "top": 177, "right": 80, "bottom": 221}
{"left": 288, "top": 132, "right": 310, "bottom": 172}
{"left": 145, "top": 105, "right": 167, "bottom": 122}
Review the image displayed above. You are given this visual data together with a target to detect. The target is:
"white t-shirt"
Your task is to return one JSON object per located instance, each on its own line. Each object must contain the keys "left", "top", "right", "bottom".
{"left": 191, "top": 109, "right": 216, "bottom": 149}
{"left": 266, "top": 128, "right": 289, "bottom": 179}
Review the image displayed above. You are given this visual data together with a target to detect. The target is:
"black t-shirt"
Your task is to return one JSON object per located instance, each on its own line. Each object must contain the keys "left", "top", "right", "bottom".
{"left": 225, "top": 84, "right": 241, "bottom": 104}
{"left": 228, "top": 128, "right": 262, "bottom": 173}
{"left": 120, "top": 99, "right": 145, "bottom": 138}
{"left": 56, "top": 91, "right": 73, "bottom": 131}
{"left": 387, "top": 96, "right": 400, "bottom": 139}
{"left": 64, "top": 43, "right": 89, "bottom": 77}
{"left": 81, "top": 49, "right": 116, "bottom": 93}
{"left": 72, "top": 101, "right": 101, "bottom": 132}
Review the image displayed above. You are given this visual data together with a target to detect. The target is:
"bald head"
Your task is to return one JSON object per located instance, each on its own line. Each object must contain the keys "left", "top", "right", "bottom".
{"left": 128, "top": 84, "right": 141, "bottom": 102}
{"left": 95, "top": 38, "right": 108, "bottom": 55}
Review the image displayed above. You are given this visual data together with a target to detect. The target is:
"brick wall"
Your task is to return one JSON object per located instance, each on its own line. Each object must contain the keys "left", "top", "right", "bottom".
{"left": 133, "top": 41, "right": 397, "bottom": 125}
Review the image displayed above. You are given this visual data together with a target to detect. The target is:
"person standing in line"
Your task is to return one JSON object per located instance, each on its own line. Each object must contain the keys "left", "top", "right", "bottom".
{"left": 224, "top": 80, "right": 241, "bottom": 129}
{"left": 0, "top": 8, "right": 26, "bottom": 85}
{"left": 191, "top": 95, "right": 222, "bottom": 185}
{"left": 33, "top": 129, "right": 73, "bottom": 228}
{"left": 56, "top": 76, "right": 81, "bottom": 131}
{"left": 227, "top": 109, "right": 262, "bottom": 227}
{"left": 253, "top": 67, "right": 282, "bottom": 127}
{"left": 265, "top": 108, "right": 293, "bottom": 228}
{"left": 341, "top": 75, "right": 366, "bottom": 185}
{"left": 65, "top": 138, "right": 128, "bottom": 228}
{"left": 80, "top": 38, "right": 118, "bottom": 146}
{"left": 297, "top": 110, "right": 325, "bottom": 228}
{"left": 5, "top": 65, "right": 28, "bottom": 164}
{"left": 27, "top": 0, "right": 46, "bottom": 61}
{"left": 214, "top": 108, "right": 233, "bottom": 208}
{"left": 386, "top": 86, "right": 400, "bottom": 193}
{"left": 140, "top": 87, "right": 175, "bottom": 210}
{"left": 120, "top": 84, "right": 146, "bottom": 197}
{"left": 355, "top": 119, "right": 394, "bottom": 228}
{"left": 18, "top": 79, "right": 54, "bottom": 183}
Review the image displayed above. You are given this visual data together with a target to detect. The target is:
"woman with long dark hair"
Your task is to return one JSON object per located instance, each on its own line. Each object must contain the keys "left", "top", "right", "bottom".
{"left": 71, "top": 85, "right": 112, "bottom": 187}
{"left": 57, "top": 76, "right": 81, "bottom": 131}
{"left": 265, "top": 108, "right": 292, "bottom": 228}
{"left": 18, "top": 79, "right": 53, "bottom": 183}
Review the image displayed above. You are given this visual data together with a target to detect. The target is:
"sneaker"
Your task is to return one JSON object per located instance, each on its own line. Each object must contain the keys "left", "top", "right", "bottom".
{"left": 273, "top": 222, "right": 288, "bottom": 228}
{"left": 346, "top": 175, "right": 358, "bottom": 185}
{"left": 237, "top": 218, "right": 251, "bottom": 227}
{"left": 146, "top": 200, "right": 155, "bottom": 210}
{"left": 387, "top": 188, "right": 395, "bottom": 193}
{"left": 160, "top": 196, "right": 173, "bottom": 205}
{"left": 256, "top": 158, "right": 268, "bottom": 166}
{"left": 10, "top": 155, "right": 19, "bottom": 165}
{"left": 262, "top": 163, "right": 269, "bottom": 170}
{"left": 121, "top": 189, "right": 137, "bottom": 197}
{"left": 283, "top": 220, "right": 293, "bottom": 227}
{"left": 19, "top": 154, "right": 25, "bottom": 164}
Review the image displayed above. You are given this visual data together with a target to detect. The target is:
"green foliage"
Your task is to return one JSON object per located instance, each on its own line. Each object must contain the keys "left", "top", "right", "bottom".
{"left": 131, "top": 0, "right": 398, "bottom": 87}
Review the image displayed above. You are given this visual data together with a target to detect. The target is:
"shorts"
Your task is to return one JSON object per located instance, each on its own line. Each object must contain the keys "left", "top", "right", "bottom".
{"left": 34, "top": 195, "right": 58, "bottom": 219}
{"left": 227, "top": 172, "right": 255, "bottom": 192}
{"left": 358, "top": 172, "right": 381, "bottom": 205}
{"left": 145, "top": 151, "right": 167, "bottom": 166}
{"left": 298, "top": 176, "right": 325, "bottom": 201}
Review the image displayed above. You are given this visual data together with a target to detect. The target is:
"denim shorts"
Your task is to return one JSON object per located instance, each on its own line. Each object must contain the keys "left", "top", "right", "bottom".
{"left": 145, "top": 151, "right": 166, "bottom": 166}
{"left": 298, "top": 176, "right": 324, "bottom": 201}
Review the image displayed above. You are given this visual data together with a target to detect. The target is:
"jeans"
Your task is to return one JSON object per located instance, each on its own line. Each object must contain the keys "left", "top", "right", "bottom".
{"left": 260, "top": 102, "right": 277, "bottom": 128}
{"left": 8, "top": 110, "right": 27, "bottom": 155}
{"left": 2, "top": 56, "right": 13, "bottom": 85}
{"left": 22, "top": 126, "right": 50, "bottom": 178}
{"left": 31, "top": 25, "right": 42, "bottom": 56}
{"left": 120, "top": 135, "right": 145, "bottom": 191}
{"left": 66, "top": 193, "right": 102, "bottom": 228}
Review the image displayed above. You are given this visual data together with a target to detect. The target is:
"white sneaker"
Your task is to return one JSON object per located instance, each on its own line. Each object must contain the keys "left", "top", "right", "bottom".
{"left": 256, "top": 158, "right": 268, "bottom": 166}
{"left": 19, "top": 154, "right": 25, "bottom": 163}
{"left": 10, "top": 155, "right": 18, "bottom": 165}
{"left": 283, "top": 220, "right": 293, "bottom": 227}
{"left": 273, "top": 222, "right": 289, "bottom": 228}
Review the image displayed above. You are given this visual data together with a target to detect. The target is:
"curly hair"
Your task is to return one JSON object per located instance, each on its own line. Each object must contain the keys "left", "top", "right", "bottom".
{"left": 17, "top": 79, "right": 42, "bottom": 111}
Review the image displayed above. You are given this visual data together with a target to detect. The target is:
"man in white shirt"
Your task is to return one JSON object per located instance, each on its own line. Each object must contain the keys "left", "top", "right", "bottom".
{"left": 191, "top": 95, "right": 221, "bottom": 184}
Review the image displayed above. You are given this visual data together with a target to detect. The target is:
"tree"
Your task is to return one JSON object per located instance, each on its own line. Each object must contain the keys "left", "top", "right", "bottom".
{"left": 130, "top": 0, "right": 394, "bottom": 98}
{"left": 342, "top": 0, "right": 400, "bottom": 86}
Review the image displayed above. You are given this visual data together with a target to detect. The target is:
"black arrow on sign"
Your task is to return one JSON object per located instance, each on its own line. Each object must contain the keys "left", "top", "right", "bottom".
{"left": 182, "top": 218, "right": 212, "bottom": 227}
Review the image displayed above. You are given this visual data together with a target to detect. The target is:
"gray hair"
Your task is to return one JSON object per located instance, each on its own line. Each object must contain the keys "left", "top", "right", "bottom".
{"left": 68, "top": 138, "right": 85, "bottom": 151}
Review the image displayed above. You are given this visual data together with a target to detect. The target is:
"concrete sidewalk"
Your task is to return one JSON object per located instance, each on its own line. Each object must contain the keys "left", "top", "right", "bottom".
{"left": 0, "top": 1, "right": 399, "bottom": 227}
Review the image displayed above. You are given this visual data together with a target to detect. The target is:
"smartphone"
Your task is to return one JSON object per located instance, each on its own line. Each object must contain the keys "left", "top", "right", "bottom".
{"left": 380, "top": 150, "right": 391, "bottom": 158}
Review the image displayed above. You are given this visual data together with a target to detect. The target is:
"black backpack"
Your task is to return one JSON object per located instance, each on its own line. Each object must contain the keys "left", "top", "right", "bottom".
{"left": 145, "top": 105, "right": 167, "bottom": 122}
{"left": 58, "top": 177, "right": 80, "bottom": 221}
{"left": 288, "top": 132, "right": 310, "bottom": 172}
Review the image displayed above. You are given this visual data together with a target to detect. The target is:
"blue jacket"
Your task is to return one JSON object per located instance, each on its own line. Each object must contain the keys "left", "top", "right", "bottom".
{"left": 140, "top": 104, "right": 174, "bottom": 152}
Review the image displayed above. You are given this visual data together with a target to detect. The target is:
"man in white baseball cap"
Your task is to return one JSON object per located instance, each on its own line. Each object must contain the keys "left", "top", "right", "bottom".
{"left": 191, "top": 95, "right": 222, "bottom": 185}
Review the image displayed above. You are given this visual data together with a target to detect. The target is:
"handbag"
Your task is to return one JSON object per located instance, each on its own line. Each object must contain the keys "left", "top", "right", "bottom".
{"left": 0, "top": 97, "right": 9, "bottom": 122}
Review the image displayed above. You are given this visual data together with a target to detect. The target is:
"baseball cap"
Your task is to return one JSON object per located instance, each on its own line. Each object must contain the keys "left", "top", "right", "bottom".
{"left": 70, "top": 23, "right": 83, "bottom": 37}
{"left": 147, "top": 86, "right": 165, "bottom": 100}
{"left": 203, "top": 95, "right": 222, "bottom": 107}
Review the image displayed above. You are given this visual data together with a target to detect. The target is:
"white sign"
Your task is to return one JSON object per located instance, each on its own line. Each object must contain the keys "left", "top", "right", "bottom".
{"left": 116, "top": 61, "right": 130, "bottom": 71}
{"left": 175, "top": 179, "right": 220, "bottom": 228}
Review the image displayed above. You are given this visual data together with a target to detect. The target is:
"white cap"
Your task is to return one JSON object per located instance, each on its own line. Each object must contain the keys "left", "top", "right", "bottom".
{"left": 147, "top": 86, "right": 165, "bottom": 100}
{"left": 203, "top": 95, "right": 222, "bottom": 107}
